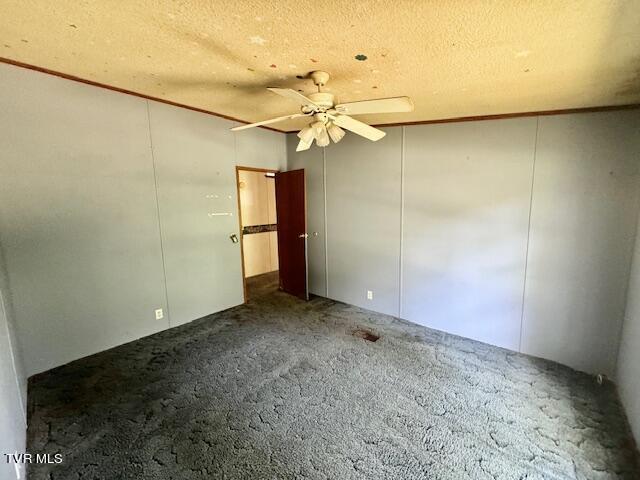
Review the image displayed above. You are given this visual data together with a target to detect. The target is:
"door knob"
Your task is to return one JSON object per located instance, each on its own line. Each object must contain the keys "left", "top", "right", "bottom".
{"left": 298, "top": 233, "right": 309, "bottom": 239}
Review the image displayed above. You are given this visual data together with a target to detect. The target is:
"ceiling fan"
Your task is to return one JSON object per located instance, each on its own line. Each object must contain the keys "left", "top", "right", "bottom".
{"left": 230, "top": 71, "right": 414, "bottom": 151}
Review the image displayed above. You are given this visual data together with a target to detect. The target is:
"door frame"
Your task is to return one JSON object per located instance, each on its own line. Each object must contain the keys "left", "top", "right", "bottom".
{"left": 235, "top": 165, "right": 280, "bottom": 303}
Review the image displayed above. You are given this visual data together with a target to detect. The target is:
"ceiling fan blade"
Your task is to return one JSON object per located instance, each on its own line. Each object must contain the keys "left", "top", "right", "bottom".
{"left": 231, "top": 113, "right": 308, "bottom": 131}
{"left": 329, "top": 114, "right": 386, "bottom": 141}
{"left": 334, "top": 96, "right": 414, "bottom": 115}
{"left": 267, "top": 88, "right": 319, "bottom": 108}
{"left": 296, "top": 136, "right": 313, "bottom": 152}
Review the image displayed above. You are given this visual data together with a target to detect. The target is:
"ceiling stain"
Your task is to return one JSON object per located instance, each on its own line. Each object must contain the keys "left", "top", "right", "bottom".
{"left": 0, "top": 0, "right": 639, "bottom": 132}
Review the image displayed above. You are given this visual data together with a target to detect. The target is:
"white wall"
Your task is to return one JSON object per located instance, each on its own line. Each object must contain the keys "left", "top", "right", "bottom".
{"left": 521, "top": 112, "right": 640, "bottom": 375}
{"left": 0, "top": 249, "right": 26, "bottom": 408}
{"left": 0, "top": 62, "right": 286, "bottom": 376}
{"left": 287, "top": 111, "right": 640, "bottom": 376}
{"left": 403, "top": 118, "right": 536, "bottom": 350}
{"left": 0, "top": 253, "right": 26, "bottom": 480}
{"left": 618, "top": 205, "right": 640, "bottom": 443}
{"left": 0, "top": 64, "right": 169, "bottom": 376}
{"left": 147, "top": 102, "right": 244, "bottom": 327}
{"left": 325, "top": 128, "right": 402, "bottom": 316}
{"left": 235, "top": 125, "right": 286, "bottom": 171}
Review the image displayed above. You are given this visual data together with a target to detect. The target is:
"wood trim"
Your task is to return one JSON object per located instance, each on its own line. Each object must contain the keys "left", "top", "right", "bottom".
{"left": 282, "top": 103, "right": 640, "bottom": 132}
{"left": 3, "top": 55, "right": 638, "bottom": 135}
{"left": 236, "top": 166, "right": 279, "bottom": 173}
{"left": 235, "top": 165, "right": 280, "bottom": 302}
{"left": 235, "top": 167, "right": 248, "bottom": 303}
{"left": 367, "top": 104, "right": 640, "bottom": 129}
{"left": 0, "top": 56, "right": 285, "bottom": 133}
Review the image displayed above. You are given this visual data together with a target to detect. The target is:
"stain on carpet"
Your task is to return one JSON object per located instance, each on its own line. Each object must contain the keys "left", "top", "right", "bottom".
{"left": 353, "top": 328, "right": 380, "bottom": 342}
{"left": 27, "top": 292, "right": 640, "bottom": 479}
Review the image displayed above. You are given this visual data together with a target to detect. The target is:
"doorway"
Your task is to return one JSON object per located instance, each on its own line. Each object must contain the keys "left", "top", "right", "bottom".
{"left": 236, "top": 167, "right": 309, "bottom": 302}
{"left": 236, "top": 166, "right": 280, "bottom": 301}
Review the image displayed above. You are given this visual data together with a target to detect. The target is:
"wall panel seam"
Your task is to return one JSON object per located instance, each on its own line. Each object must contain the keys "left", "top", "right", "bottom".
{"left": 323, "top": 147, "right": 329, "bottom": 297}
{"left": 398, "top": 126, "right": 405, "bottom": 318}
{"left": 145, "top": 101, "right": 172, "bottom": 329}
{"left": 518, "top": 116, "right": 539, "bottom": 352}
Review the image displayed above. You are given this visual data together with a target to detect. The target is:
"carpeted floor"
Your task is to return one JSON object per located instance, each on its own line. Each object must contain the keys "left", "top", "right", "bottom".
{"left": 246, "top": 270, "right": 280, "bottom": 300}
{"left": 27, "top": 291, "right": 639, "bottom": 479}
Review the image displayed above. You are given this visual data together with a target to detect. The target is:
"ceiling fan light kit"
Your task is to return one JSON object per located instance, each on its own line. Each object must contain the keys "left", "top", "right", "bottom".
{"left": 311, "top": 120, "right": 326, "bottom": 135}
{"left": 230, "top": 71, "right": 414, "bottom": 151}
{"left": 315, "top": 125, "right": 331, "bottom": 147}
{"left": 297, "top": 125, "right": 314, "bottom": 143}
{"left": 327, "top": 123, "right": 346, "bottom": 143}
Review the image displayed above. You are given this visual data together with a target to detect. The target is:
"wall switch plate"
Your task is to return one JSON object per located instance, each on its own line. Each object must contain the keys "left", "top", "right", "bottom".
{"left": 155, "top": 308, "right": 164, "bottom": 320}
{"left": 367, "top": 290, "right": 373, "bottom": 300}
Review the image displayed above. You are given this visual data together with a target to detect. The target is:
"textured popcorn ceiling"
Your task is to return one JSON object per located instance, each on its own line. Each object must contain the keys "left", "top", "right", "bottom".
{"left": 1, "top": 1, "right": 639, "bottom": 132}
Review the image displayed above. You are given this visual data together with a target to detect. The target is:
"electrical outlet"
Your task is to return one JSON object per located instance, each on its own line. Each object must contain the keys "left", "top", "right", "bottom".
{"left": 155, "top": 308, "right": 164, "bottom": 320}
{"left": 367, "top": 290, "right": 373, "bottom": 300}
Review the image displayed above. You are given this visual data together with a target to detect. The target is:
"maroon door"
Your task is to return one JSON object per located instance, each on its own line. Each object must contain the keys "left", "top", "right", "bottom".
{"left": 275, "top": 169, "right": 308, "bottom": 300}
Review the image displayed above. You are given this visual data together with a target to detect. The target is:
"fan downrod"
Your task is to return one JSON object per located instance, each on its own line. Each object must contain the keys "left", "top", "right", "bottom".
{"left": 310, "top": 71, "right": 330, "bottom": 88}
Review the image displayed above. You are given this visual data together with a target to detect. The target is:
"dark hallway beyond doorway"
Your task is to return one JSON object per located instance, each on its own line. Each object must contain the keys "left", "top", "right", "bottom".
{"left": 246, "top": 271, "right": 279, "bottom": 301}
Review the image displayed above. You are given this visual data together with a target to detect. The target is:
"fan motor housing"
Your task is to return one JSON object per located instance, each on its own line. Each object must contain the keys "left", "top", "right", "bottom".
{"left": 308, "top": 92, "right": 335, "bottom": 110}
